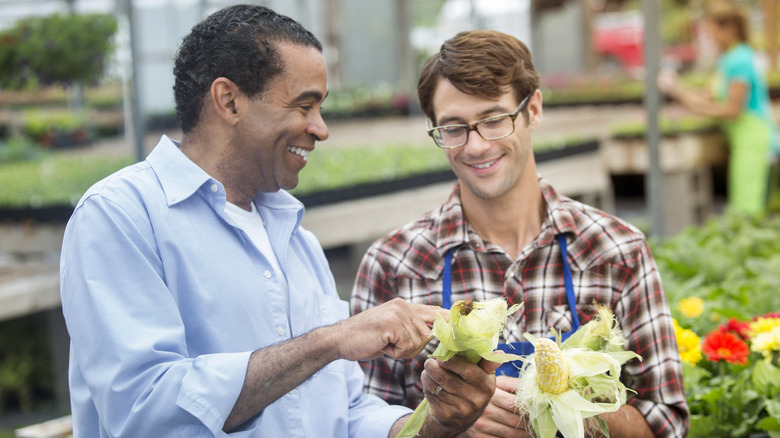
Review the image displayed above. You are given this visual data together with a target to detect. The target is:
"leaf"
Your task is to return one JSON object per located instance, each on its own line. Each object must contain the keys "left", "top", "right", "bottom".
{"left": 550, "top": 396, "right": 585, "bottom": 438}
{"left": 753, "top": 360, "right": 780, "bottom": 395}
{"left": 757, "top": 416, "right": 780, "bottom": 432}
{"left": 395, "top": 398, "right": 429, "bottom": 438}
{"left": 480, "top": 352, "right": 523, "bottom": 363}
{"left": 596, "top": 415, "right": 610, "bottom": 438}
{"left": 767, "top": 398, "right": 780, "bottom": 419}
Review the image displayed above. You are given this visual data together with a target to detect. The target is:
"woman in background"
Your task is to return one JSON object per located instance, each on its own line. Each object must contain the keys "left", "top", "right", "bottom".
{"left": 658, "top": 0, "right": 778, "bottom": 216}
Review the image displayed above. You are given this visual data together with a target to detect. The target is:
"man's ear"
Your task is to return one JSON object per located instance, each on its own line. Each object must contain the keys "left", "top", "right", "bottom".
{"left": 526, "top": 88, "right": 543, "bottom": 130}
{"left": 210, "top": 77, "right": 241, "bottom": 126}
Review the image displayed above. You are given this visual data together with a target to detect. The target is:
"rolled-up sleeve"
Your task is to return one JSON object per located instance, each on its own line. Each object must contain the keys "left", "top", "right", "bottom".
{"left": 619, "top": 240, "right": 690, "bottom": 438}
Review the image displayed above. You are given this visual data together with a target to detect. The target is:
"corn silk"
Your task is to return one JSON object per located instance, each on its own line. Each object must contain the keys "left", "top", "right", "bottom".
{"left": 515, "top": 305, "right": 642, "bottom": 438}
{"left": 396, "top": 298, "right": 523, "bottom": 438}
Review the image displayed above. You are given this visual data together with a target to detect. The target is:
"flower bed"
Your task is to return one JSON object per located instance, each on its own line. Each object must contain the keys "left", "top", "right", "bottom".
{"left": 653, "top": 213, "right": 780, "bottom": 437}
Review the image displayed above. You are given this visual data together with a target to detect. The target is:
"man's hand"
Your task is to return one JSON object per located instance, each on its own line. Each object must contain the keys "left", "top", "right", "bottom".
{"left": 467, "top": 376, "right": 532, "bottom": 437}
{"left": 330, "top": 298, "right": 445, "bottom": 361}
{"left": 414, "top": 357, "right": 500, "bottom": 436}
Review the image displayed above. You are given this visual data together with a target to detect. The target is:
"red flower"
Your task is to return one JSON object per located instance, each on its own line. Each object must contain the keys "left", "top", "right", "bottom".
{"left": 702, "top": 330, "right": 749, "bottom": 365}
{"left": 717, "top": 318, "right": 751, "bottom": 340}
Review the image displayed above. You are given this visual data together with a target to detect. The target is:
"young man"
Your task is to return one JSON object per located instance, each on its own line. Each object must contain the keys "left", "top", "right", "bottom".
{"left": 352, "top": 30, "right": 690, "bottom": 437}
{"left": 60, "top": 5, "right": 497, "bottom": 437}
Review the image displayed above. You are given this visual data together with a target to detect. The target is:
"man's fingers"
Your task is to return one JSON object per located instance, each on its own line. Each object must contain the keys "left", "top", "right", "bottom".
{"left": 478, "top": 356, "right": 502, "bottom": 375}
{"left": 407, "top": 302, "right": 446, "bottom": 323}
{"left": 495, "top": 375, "right": 520, "bottom": 394}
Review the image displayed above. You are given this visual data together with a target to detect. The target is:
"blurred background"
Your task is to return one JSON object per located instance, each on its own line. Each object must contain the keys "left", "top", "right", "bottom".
{"left": 0, "top": 0, "right": 779, "bottom": 436}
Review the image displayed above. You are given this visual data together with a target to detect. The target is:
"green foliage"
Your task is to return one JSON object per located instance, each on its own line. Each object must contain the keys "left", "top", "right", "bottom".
{"left": 0, "top": 154, "right": 134, "bottom": 208}
{"left": 541, "top": 76, "right": 645, "bottom": 105}
{"left": 322, "top": 83, "right": 410, "bottom": 118}
{"left": 610, "top": 115, "right": 719, "bottom": 139}
{"left": 0, "top": 315, "right": 54, "bottom": 413}
{"left": 652, "top": 213, "right": 780, "bottom": 335}
{"left": 291, "top": 142, "right": 450, "bottom": 196}
{"left": 0, "top": 137, "right": 47, "bottom": 163}
{"left": 656, "top": 213, "right": 780, "bottom": 437}
{"left": 22, "top": 109, "right": 90, "bottom": 139}
{"left": 0, "top": 13, "right": 118, "bottom": 89}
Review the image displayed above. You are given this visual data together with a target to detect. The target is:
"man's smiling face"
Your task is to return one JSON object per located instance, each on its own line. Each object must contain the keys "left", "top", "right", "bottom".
{"left": 232, "top": 43, "right": 329, "bottom": 193}
{"left": 432, "top": 79, "right": 537, "bottom": 201}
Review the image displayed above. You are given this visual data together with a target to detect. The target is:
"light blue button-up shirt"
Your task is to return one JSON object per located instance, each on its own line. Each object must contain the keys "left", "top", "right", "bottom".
{"left": 60, "top": 135, "right": 410, "bottom": 437}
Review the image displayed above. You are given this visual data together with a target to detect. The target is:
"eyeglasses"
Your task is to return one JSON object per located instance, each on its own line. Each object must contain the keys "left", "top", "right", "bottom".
{"left": 426, "top": 94, "right": 531, "bottom": 149}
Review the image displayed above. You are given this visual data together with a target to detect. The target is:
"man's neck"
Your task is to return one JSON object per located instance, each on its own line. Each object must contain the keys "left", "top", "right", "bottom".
{"left": 179, "top": 131, "right": 255, "bottom": 211}
{"left": 460, "top": 177, "right": 545, "bottom": 260}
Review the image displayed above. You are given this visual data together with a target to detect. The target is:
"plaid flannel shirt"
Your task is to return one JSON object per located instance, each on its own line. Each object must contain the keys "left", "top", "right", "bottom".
{"left": 350, "top": 178, "right": 689, "bottom": 438}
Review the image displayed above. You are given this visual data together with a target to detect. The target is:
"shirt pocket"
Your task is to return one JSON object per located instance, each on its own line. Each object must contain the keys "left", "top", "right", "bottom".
{"left": 544, "top": 304, "right": 575, "bottom": 335}
{"left": 316, "top": 293, "right": 350, "bottom": 327}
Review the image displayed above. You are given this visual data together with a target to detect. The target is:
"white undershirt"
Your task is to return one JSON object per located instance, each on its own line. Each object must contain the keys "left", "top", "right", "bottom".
{"left": 224, "top": 201, "right": 286, "bottom": 285}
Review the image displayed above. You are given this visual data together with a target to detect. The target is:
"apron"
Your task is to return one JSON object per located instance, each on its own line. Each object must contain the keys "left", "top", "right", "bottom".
{"left": 441, "top": 233, "right": 580, "bottom": 377}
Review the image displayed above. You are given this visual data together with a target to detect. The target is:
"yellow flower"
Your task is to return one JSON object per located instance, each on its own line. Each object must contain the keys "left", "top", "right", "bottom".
{"left": 675, "top": 326, "right": 702, "bottom": 365}
{"left": 748, "top": 317, "right": 780, "bottom": 339}
{"left": 678, "top": 297, "right": 704, "bottom": 318}
{"left": 751, "top": 325, "right": 780, "bottom": 359}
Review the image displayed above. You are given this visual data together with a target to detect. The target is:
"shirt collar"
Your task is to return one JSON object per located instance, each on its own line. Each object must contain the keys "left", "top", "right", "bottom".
{"left": 146, "top": 135, "right": 213, "bottom": 207}
{"left": 146, "top": 135, "right": 305, "bottom": 226}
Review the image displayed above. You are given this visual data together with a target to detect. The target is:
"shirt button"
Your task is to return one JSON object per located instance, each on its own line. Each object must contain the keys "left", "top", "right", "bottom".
{"left": 506, "top": 271, "right": 515, "bottom": 279}
{"left": 264, "top": 271, "right": 272, "bottom": 278}
{"left": 210, "top": 184, "right": 218, "bottom": 192}
{"left": 276, "top": 327, "right": 285, "bottom": 335}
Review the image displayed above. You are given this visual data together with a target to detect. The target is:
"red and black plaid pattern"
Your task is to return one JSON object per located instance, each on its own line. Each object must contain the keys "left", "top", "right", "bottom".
{"left": 350, "top": 178, "right": 690, "bottom": 437}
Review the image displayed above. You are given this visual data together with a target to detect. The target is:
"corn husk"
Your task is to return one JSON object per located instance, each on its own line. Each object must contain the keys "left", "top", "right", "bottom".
{"left": 515, "top": 306, "right": 642, "bottom": 438}
{"left": 396, "top": 298, "right": 523, "bottom": 438}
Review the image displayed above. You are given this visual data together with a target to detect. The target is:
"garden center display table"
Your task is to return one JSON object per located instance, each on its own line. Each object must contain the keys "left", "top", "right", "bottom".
{"left": 602, "top": 130, "right": 728, "bottom": 235}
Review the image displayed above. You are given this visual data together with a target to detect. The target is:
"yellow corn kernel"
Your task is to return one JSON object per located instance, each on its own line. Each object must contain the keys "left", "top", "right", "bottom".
{"left": 534, "top": 338, "right": 569, "bottom": 394}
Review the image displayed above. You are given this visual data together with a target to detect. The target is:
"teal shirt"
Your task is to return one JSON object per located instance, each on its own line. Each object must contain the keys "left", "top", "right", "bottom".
{"left": 716, "top": 43, "right": 772, "bottom": 118}
{"left": 716, "top": 43, "right": 778, "bottom": 158}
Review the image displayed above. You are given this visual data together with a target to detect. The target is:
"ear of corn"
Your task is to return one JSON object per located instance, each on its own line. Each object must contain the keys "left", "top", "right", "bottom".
{"left": 534, "top": 338, "right": 569, "bottom": 394}
{"left": 396, "top": 298, "right": 523, "bottom": 438}
{"left": 515, "top": 307, "right": 643, "bottom": 438}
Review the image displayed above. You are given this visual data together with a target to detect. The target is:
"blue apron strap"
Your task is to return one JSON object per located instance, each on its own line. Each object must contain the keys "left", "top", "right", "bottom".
{"left": 556, "top": 233, "right": 580, "bottom": 331}
{"left": 442, "top": 249, "right": 453, "bottom": 310}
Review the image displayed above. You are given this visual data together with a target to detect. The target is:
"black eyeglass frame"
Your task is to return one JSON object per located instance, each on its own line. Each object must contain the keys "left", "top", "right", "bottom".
{"left": 425, "top": 93, "right": 532, "bottom": 149}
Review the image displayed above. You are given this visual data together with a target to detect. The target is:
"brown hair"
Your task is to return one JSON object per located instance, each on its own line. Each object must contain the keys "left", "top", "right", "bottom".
{"left": 706, "top": 1, "right": 749, "bottom": 43}
{"left": 417, "top": 30, "right": 539, "bottom": 124}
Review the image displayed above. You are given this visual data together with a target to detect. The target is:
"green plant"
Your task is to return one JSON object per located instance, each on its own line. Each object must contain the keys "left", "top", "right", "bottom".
{"left": 322, "top": 83, "right": 410, "bottom": 118}
{"left": 653, "top": 213, "right": 780, "bottom": 334}
{"left": 290, "top": 141, "right": 450, "bottom": 196}
{"left": 655, "top": 213, "right": 780, "bottom": 437}
{"left": 0, "top": 316, "right": 54, "bottom": 413}
{"left": 0, "top": 153, "right": 134, "bottom": 208}
{"left": 672, "top": 313, "right": 780, "bottom": 437}
{"left": 20, "top": 109, "right": 93, "bottom": 148}
{"left": 541, "top": 75, "right": 645, "bottom": 105}
{"left": 0, "top": 13, "right": 117, "bottom": 89}
{"left": 0, "top": 137, "right": 47, "bottom": 163}
{"left": 610, "top": 115, "right": 719, "bottom": 139}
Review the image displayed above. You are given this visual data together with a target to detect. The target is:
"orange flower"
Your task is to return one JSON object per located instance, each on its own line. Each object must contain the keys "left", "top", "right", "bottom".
{"left": 702, "top": 330, "right": 749, "bottom": 365}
